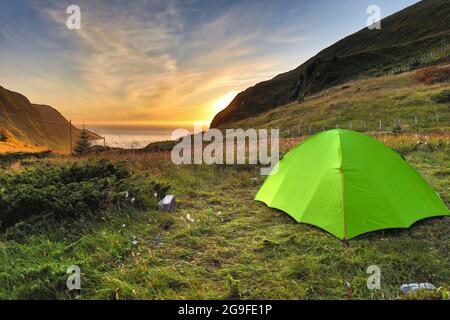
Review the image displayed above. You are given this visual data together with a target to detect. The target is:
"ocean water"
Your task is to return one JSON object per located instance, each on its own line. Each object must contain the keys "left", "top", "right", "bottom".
{"left": 85, "top": 125, "right": 188, "bottom": 149}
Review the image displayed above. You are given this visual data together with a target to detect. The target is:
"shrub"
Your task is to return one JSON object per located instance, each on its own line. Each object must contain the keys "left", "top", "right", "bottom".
{"left": 415, "top": 65, "right": 450, "bottom": 85}
{"left": 0, "top": 159, "right": 152, "bottom": 229}
{"left": 0, "top": 129, "right": 8, "bottom": 142}
{"left": 0, "top": 151, "right": 52, "bottom": 168}
{"left": 431, "top": 90, "right": 450, "bottom": 104}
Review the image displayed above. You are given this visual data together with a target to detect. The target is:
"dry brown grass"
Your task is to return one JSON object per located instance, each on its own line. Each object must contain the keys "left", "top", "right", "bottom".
{"left": 415, "top": 65, "right": 450, "bottom": 85}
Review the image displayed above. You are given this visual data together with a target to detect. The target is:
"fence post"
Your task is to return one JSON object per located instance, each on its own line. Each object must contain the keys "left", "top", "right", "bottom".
{"left": 415, "top": 116, "right": 418, "bottom": 126}
{"left": 69, "top": 119, "right": 72, "bottom": 154}
{"left": 309, "top": 125, "right": 312, "bottom": 135}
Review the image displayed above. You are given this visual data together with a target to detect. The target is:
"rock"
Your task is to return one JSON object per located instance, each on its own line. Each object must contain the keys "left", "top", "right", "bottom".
{"left": 158, "top": 195, "right": 176, "bottom": 212}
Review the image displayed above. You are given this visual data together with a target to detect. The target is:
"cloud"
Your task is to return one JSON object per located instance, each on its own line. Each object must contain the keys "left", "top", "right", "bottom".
{"left": 24, "top": 0, "right": 308, "bottom": 124}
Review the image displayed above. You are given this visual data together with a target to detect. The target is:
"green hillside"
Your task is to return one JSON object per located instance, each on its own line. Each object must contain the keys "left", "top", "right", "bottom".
{"left": 211, "top": 0, "right": 450, "bottom": 127}
{"left": 219, "top": 65, "right": 450, "bottom": 133}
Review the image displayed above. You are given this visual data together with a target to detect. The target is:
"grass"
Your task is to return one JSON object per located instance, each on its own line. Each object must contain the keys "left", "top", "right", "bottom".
{"left": 224, "top": 67, "right": 450, "bottom": 134}
{"left": 0, "top": 133, "right": 448, "bottom": 300}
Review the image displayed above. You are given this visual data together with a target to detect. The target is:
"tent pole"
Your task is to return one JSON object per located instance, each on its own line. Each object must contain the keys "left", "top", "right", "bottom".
{"left": 340, "top": 168, "right": 352, "bottom": 300}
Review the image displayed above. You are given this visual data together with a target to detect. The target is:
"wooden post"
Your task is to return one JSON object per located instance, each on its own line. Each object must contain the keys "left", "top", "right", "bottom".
{"left": 69, "top": 119, "right": 72, "bottom": 154}
{"left": 379, "top": 120, "right": 382, "bottom": 131}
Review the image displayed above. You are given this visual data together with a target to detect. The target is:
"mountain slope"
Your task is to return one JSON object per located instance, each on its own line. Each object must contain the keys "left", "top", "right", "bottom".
{"left": 211, "top": 0, "right": 450, "bottom": 128}
{"left": 0, "top": 86, "right": 100, "bottom": 152}
{"left": 221, "top": 65, "right": 450, "bottom": 133}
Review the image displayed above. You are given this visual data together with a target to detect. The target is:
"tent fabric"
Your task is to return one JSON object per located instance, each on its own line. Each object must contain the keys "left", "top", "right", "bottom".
{"left": 255, "top": 129, "right": 449, "bottom": 240}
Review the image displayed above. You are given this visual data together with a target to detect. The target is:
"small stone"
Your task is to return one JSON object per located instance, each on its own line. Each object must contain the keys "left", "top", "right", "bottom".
{"left": 158, "top": 195, "right": 176, "bottom": 212}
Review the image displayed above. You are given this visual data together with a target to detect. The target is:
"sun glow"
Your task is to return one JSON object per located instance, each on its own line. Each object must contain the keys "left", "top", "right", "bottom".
{"left": 211, "top": 91, "right": 239, "bottom": 115}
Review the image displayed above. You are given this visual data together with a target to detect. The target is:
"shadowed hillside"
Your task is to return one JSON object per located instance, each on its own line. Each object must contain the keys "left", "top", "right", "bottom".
{"left": 211, "top": 0, "right": 450, "bottom": 127}
{"left": 218, "top": 64, "right": 450, "bottom": 134}
{"left": 0, "top": 86, "right": 101, "bottom": 153}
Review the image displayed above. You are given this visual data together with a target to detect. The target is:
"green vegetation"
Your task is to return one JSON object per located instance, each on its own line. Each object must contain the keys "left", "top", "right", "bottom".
{"left": 0, "top": 138, "right": 448, "bottom": 299}
{"left": 0, "top": 151, "right": 52, "bottom": 168}
{"left": 432, "top": 90, "right": 450, "bottom": 104}
{"left": 0, "top": 160, "right": 150, "bottom": 230}
{"left": 73, "top": 128, "right": 92, "bottom": 156}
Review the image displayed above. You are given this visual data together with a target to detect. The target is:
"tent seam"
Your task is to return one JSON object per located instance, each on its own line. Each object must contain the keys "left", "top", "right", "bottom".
{"left": 336, "top": 130, "right": 347, "bottom": 240}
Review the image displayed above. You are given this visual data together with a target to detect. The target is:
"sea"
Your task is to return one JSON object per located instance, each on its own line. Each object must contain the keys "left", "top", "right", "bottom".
{"left": 84, "top": 124, "right": 194, "bottom": 149}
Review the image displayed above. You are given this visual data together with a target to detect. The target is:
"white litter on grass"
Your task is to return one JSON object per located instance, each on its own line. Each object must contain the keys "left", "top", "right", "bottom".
{"left": 400, "top": 283, "right": 436, "bottom": 294}
{"left": 185, "top": 214, "right": 196, "bottom": 223}
{"left": 132, "top": 240, "right": 138, "bottom": 246}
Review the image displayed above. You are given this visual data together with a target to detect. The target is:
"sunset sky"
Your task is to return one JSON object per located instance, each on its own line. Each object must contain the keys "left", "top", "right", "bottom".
{"left": 0, "top": 0, "right": 419, "bottom": 127}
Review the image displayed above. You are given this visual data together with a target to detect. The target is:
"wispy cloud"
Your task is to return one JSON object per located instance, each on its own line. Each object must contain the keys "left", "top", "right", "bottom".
{"left": 25, "top": 0, "right": 307, "bottom": 124}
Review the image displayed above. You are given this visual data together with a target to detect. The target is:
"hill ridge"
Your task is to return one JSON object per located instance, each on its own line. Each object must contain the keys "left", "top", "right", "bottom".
{"left": 0, "top": 85, "right": 100, "bottom": 153}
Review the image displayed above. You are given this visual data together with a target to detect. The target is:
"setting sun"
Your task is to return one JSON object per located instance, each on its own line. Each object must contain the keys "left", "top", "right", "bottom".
{"left": 211, "top": 91, "right": 239, "bottom": 115}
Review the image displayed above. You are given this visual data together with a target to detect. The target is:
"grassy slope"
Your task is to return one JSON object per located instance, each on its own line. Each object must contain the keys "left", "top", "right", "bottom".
{"left": 0, "top": 129, "right": 46, "bottom": 154}
{"left": 220, "top": 67, "right": 450, "bottom": 132}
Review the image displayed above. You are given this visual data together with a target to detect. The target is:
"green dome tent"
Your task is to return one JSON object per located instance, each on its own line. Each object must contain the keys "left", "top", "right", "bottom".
{"left": 255, "top": 129, "right": 449, "bottom": 240}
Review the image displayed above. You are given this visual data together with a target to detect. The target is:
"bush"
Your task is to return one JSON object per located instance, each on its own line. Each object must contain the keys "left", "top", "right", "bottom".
{"left": 0, "top": 159, "right": 151, "bottom": 229}
{"left": 0, "top": 151, "right": 52, "bottom": 168}
{"left": 0, "top": 129, "right": 8, "bottom": 142}
{"left": 431, "top": 90, "right": 450, "bottom": 104}
{"left": 415, "top": 65, "right": 450, "bottom": 85}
